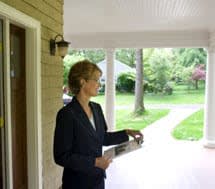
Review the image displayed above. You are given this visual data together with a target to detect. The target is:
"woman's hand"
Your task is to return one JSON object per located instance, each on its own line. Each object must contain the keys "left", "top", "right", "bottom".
{"left": 95, "top": 156, "right": 112, "bottom": 170}
{"left": 125, "top": 129, "right": 144, "bottom": 144}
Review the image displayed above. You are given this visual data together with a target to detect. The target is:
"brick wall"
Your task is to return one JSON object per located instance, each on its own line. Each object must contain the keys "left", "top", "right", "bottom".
{"left": 1, "top": 0, "right": 64, "bottom": 188}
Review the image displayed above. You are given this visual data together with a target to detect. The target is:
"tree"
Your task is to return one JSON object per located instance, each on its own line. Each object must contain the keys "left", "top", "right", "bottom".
{"left": 172, "top": 48, "right": 206, "bottom": 67}
{"left": 181, "top": 66, "right": 194, "bottom": 89}
{"left": 170, "top": 60, "right": 184, "bottom": 83}
{"left": 147, "top": 49, "right": 171, "bottom": 93}
{"left": 116, "top": 48, "right": 136, "bottom": 67}
{"left": 192, "top": 64, "right": 206, "bottom": 89}
{"left": 63, "top": 54, "right": 84, "bottom": 85}
{"left": 68, "top": 48, "right": 105, "bottom": 63}
{"left": 134, "top": 49, "right": 145, "bottom": 113}
{"left": 81, "top": 49, "right": 105, "bottom": 63}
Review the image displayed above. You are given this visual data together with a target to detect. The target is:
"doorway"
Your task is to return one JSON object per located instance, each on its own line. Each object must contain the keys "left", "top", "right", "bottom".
{"left": 10, "top": 24, "right": 28, "bottom": 189}
{"left": 0, "top": 18, "right": 5, "bottom": 189}
{"left": 0, "top": 3, "right": 42, "bottom": 188}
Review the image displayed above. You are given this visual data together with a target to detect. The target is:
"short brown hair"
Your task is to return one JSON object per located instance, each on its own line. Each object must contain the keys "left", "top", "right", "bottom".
{"left": 68, "top": 59, "right": 102, "bottom": 95}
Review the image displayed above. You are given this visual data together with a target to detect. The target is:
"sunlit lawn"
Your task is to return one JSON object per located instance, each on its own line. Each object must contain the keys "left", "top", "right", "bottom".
{"left": 92, "top": 95, "right": 171, "bottom": 131}
{"left": 145, "top": 87, "right": 204, "bottom": 104}
{"left": 93, "top": 84, "right": 205, "bottom": 105}
{"left": 116, "top": 109, "right": 170, "bottom": 131}
{"left": 92, "top": 84, "right": 205, "bottom": 139}
{"left": 172, "top": 109, "right": 204, "bottom": 140}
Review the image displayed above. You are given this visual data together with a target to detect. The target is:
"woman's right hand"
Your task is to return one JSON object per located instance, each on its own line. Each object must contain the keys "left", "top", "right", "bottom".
{"left": 95, "top": 156, "right": 112, "bottom": 170}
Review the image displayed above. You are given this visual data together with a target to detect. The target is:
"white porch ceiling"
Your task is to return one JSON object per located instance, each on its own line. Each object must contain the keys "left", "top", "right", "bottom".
{"left": 64, "top": 0, "right": 215, "bottom": 48}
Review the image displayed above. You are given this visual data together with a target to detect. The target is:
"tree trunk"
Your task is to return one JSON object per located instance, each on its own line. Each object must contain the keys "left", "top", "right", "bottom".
{"left": 134, "top": 49, "right": 145, "bottom": 113}
{"left": 195, "top": 80, "right": 198, "bottom": 89}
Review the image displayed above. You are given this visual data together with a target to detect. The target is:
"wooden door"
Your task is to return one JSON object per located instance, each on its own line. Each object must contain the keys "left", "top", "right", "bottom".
{"left": 10, "top": 24, "right": 28, "bottom": 189}
{"left": 0, "top": 18, "right": 5, "bottom": 189}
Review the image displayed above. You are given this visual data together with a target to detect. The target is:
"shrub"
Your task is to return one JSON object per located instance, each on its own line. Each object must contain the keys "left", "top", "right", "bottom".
{"left": 116, "top": 72, "right": 135, "bottom": 92}
{"left": 163, "top": 83, "right": 173, "bottom": 95}
{"left": 99, "top": 83, "right": 105, "bottom": 93}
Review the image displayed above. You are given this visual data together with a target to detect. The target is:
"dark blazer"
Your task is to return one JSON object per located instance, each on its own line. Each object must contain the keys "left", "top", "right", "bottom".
{"left": 54, "top": 96, "right": 129, "bottom": 189}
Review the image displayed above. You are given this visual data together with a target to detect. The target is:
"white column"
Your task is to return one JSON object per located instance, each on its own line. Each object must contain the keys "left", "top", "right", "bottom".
{"left": 104, "top": 48, "right": 115, "bottom": 131}
{"left": 203, "top": 38, "right": 215, "bottom": 148}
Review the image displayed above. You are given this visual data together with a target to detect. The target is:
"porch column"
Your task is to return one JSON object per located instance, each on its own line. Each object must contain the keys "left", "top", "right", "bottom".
{"left": 203, "top": 34, "right": 215, "bottom": 148}
{"left": 104, "top": 48, "right": 115, "bottom": 131}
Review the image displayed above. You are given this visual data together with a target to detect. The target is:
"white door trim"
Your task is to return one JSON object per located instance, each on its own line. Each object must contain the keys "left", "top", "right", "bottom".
{"left": 0, "top": 2, "right": 42, "bottom": 189}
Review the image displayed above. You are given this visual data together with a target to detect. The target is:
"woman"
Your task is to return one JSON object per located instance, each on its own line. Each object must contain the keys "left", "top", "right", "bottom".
{"left": 54, "top": 59, "right": 143, "bottom": 189}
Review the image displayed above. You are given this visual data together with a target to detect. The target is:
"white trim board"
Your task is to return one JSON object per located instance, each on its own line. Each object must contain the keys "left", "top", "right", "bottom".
{"left": 0, "top": 2, "right": 42, "bottom": 189}
{"left": 65, "top": 31, "right": 209, "bottom": 49}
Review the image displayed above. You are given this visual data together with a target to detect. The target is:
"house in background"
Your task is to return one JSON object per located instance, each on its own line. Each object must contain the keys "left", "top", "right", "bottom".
{"left": 97, "top": 59, "right": 135, "bottom": 84}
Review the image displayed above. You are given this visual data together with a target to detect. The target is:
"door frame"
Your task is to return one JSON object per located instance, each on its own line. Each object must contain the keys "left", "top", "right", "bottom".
{"left": 0, "top": 2, "right": 42, "bottom": 189}
{"left": 0, "top": 18, "right": 6, "bottom": 189}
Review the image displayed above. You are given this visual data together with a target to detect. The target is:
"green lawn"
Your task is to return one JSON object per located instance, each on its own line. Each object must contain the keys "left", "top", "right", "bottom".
{"left": 116, "top": 109, "right": 170, "bottom": 131}
{"left": 145, "top": 87, "right": 204, "bottom": 104}
{"left": 92, "top": 94, "right": 171, "bottom": 131}
{"left": 172, "top": 109, "right": 204, "bottom": 140}
{"left": 92, "top": 84, "right": 205, "bottom": 140}
{"left": 93, "top": 84, "right": 205, "bottom": 105}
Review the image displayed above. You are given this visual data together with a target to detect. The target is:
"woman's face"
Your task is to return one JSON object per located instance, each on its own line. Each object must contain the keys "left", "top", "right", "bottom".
{"left": 81, "top": 71, "right": 101, "bottom": 97}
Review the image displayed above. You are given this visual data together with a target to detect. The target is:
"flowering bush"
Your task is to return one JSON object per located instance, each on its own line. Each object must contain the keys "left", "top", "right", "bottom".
{"left": 191, "top": 64, "right": 206, "bottom": 89}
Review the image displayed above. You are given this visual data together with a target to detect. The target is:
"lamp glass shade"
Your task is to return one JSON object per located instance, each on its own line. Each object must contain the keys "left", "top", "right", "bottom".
{"left": 57, "top": 46, "right": 68, "bottom": 58}
{"left": 50, "top": 34, "right": 70, "bottom": 57}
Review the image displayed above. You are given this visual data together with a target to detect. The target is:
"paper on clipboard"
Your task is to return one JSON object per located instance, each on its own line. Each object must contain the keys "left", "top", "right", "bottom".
{"left": 103, "top": 139, "right": 143, "bottom": 159}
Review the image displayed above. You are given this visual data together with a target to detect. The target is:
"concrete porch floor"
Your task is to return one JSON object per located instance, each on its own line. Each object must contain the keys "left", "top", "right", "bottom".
{"left": 105, "top": 105, "right": 215, "bottom": 189}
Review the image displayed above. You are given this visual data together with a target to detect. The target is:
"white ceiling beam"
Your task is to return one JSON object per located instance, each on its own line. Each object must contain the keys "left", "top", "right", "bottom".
{"left": 65, "top": 31, "right": 209, "bottom": 49}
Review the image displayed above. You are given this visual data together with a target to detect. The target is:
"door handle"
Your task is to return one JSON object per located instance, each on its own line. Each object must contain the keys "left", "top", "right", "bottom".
{"left": 0, "top": 117, "right": 4, "bottom": 128}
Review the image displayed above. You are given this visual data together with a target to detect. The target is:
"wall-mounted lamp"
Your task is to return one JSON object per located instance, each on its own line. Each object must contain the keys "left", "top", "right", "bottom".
{"left": 50, "top": 34, "right": 70, "bottom": 58}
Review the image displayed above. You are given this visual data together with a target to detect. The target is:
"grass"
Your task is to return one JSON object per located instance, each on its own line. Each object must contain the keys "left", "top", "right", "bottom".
{"left": 92, "top": 94, "right": 171, "bottom": 131}
{"left": 172, "top": 109, "right": 204, "bottom": 141}
{"left": 92, "top": 83, "right": 205, "bottom": 140}
{"left": 93, "top": 84, "right": 205, "bottom": 105}
{"left": 116, "top": 109, "right": 170, "bottom": 131}
{"left": 145, "top": 87, "right": 204, "bottom": 104}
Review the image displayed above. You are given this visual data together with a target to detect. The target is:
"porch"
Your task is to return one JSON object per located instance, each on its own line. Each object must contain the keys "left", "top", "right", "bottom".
{"left": 106, "top": 105, "right": 215, "bottom": 188}
{"left": 0, "top": 0, "right": 215, "bottom": 188}
{"left": 106, "top": 140, "right": 215, "bottom": 189}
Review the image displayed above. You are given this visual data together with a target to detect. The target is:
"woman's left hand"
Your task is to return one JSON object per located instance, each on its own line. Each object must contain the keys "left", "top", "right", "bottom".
{"left": 125, "top": 129, "right": 144, "bottom": 144}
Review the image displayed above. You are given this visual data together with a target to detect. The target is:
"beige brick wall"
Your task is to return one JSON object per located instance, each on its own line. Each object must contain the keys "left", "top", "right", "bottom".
{"left": 1, "top": 0, "right": 64, "bottom": 188}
